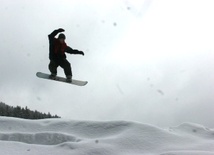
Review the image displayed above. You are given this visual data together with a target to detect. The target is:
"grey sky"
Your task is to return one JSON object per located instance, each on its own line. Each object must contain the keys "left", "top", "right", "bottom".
{"left": 1, "top": 0, "right": 214, "bottom": 128}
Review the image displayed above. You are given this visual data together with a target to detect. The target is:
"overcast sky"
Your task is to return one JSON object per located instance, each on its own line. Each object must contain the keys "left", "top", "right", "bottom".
{"left": 1, "top": 0, "right": 214, "bottom": 128}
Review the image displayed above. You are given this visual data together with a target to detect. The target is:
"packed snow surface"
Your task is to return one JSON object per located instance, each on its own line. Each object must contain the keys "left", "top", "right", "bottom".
{"left": 0, "top": 117, "right": 214, "bottom": 155}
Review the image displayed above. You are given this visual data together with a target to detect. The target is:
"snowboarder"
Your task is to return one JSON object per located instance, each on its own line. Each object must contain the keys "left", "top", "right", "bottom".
{"left": 48, "top": 28, "right": 84, "bottom": 82}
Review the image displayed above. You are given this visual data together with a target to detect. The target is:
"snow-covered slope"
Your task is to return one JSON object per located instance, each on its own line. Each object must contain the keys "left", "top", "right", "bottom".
{"left": 0, "top": 117, "right": 214, "bottom": 155}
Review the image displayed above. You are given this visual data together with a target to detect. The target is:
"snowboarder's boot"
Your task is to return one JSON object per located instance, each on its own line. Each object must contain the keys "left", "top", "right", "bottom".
{"left": 66, "top": 75, "right": 72, "bottom": 83}
{"left": 49, "top": 73, "right": 56, "bottom": 80}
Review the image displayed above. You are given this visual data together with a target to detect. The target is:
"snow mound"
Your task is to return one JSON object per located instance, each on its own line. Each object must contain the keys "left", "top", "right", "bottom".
{"left": 0, "top": 117, "right": 214, "bottom": 155}
{"left": 0, "top": 132, "right": 80, "bottom": 145}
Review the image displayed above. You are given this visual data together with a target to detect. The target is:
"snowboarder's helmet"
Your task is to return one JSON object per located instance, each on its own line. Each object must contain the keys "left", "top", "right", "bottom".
{"left": 58, "top": 33, "right": 66, "bottom": 39}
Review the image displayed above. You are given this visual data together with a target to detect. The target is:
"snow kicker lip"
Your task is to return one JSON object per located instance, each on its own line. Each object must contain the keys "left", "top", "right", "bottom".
{"left": 0, "top": 132, "right": 81, "bottom": 145}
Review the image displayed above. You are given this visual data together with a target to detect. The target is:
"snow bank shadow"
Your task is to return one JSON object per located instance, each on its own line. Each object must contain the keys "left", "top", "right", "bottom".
{"left": 0, "top": 132, "right": 81, "bottom": 145}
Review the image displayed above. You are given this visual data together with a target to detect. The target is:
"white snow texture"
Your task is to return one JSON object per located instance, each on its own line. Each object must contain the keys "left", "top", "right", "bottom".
{"left": 0, "top": 117, "right": 214, "bottom": 155}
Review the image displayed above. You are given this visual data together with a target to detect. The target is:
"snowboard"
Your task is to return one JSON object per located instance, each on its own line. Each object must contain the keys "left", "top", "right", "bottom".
{"left": 36, "top": 72, "right": 88, "bottom": 86}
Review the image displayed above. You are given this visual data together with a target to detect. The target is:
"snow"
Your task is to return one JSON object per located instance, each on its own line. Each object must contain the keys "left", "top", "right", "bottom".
{"left": 0, "top": 117, "right": 214, "bottom": 155}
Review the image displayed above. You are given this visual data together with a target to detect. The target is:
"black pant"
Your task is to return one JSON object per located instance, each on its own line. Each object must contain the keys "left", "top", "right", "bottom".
{"left": 49, "top": 59, "right": 72, "bottom": 77}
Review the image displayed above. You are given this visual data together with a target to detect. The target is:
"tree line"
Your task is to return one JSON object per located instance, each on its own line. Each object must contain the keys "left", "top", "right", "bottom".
{"left": 0, "top": 102, "right": 60, "bottom": 119}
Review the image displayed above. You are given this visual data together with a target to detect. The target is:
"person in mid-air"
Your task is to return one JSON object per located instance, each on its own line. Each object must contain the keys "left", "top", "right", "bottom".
{"left": 48, "top": 28, "right": 84, "bottom": 82}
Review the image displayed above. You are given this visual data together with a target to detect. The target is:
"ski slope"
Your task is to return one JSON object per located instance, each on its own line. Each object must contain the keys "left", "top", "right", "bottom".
{"left": 0, "top": 117, "right": 214, "bottom": 155}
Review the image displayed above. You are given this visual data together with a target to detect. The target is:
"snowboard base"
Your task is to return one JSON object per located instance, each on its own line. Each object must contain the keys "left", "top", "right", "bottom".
{"left": 36, "top": 72, "right": 88, "bottom": 86}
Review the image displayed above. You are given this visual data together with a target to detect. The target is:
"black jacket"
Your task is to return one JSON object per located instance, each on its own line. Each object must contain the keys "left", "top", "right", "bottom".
{"left": 48, "top": 29, "right": 84, "bottom": 60}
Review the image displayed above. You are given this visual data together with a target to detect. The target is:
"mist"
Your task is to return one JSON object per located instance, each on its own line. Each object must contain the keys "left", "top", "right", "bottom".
{"left": 0, "top": 0, "right": 214, "bottom": 128}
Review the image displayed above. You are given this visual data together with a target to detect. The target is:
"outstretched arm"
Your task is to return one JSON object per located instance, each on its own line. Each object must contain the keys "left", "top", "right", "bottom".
{"left": 66, "top": 46, "right": 84, "bottom": 56}
{"left": 48, "top": 28, "right": 65, "bottom": 40}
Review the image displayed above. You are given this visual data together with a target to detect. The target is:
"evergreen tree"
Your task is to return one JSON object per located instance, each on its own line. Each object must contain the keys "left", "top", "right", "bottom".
{"left": 0, "top": 102, "right": 60, "bottom": 119}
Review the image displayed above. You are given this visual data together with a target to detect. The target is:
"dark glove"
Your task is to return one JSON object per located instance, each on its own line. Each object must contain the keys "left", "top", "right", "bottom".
{"left": 58, "top": 28, "right": 65, "bottom": 32}
{"left": 80, "top": 51, "right": 84, "bottom": 56}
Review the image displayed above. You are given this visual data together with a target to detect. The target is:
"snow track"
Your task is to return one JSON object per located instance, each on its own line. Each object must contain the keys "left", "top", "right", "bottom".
{"left": 0, "top": 117, "right": 214, "bottom": 155}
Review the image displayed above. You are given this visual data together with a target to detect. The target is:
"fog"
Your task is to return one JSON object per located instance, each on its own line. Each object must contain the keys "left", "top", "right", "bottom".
{"left": 0, "top": 0, "right": 214, "bottom": 128}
